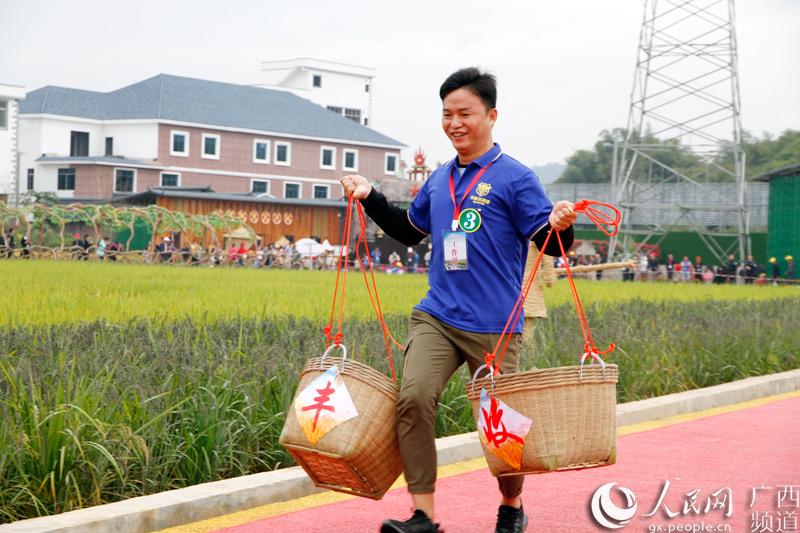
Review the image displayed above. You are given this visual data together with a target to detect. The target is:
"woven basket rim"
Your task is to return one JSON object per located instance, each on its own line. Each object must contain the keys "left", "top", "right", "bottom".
{"left": 301, "top": 356, "right": 399, "bottom": 398}
{"left": 467, "top": 364, "right": 618, "bottom": 401}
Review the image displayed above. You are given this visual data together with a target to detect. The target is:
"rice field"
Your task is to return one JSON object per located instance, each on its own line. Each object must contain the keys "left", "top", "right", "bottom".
{"left": 1, "top": 260, "right": 795, "bottom": 325}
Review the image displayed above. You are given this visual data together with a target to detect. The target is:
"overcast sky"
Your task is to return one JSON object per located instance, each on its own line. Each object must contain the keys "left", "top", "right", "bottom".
{"left": 2, "top": 0, "right": 798, "bottom": 169}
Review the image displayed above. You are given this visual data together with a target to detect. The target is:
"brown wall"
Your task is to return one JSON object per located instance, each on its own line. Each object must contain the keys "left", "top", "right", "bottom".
{"left": 72, "top": 165, "right": 161, "bottom": 198}
{"left": 155, "top": 196, "right": 346, "bottom": 248}
{"left": 156, "top": 124, "right": 399, "bottom": 196}
{"left": 63, "top": 124, "right": 401, "bottom": 201}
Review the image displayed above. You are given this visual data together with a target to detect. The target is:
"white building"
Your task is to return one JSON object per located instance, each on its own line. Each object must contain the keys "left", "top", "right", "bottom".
{"left": 18, "top": 74, "right": 403, "bottom": 203}
{"left": 0, "top": 84, "right": 26, "bottom": 205}
{"left": 256, "top": 58, "right": 374, "bottom": 128}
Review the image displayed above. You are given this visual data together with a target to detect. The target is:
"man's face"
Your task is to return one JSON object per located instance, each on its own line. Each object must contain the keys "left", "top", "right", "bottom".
{"left": 442, "top": 88, "right": 497, "bottom": 163}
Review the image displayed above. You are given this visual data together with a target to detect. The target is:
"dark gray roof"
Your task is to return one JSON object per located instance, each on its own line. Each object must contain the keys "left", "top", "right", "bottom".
{"left": 113, "top": 186, "right": 348, "bottom": 208}
{"left": 750, "top": 163, "right": 800, "bottom": 182}
{"left": 21, "top": 74, "right": 404, "bottom": 147}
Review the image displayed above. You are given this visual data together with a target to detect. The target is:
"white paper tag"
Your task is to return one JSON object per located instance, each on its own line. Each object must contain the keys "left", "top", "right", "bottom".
{"left": 477, "top": 388, "right": 533, "bottom": 469}
{"left": 295, "top": 365, "right": 358, "bottom": 445}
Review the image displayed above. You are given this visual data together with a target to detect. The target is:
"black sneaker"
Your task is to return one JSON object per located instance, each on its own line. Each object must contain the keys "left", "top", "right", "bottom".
{"left": 381, "top": 509, "right": 441, "bottom": 533}
{"left": 495, "top": 504, "right": 528, "bottom": 533}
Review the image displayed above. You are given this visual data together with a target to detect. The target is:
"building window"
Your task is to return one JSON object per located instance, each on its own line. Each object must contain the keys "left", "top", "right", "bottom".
{"left": 275, "top": 142, "right": 291, "bottom": 166}
{"left": 253, "top": 139, "right": 270, "bottom": 164}
{"left": 105, "top": 137, "right": 113, "bottom": 156}
{"left": 252, "top": 180, "right": 269, "bottom": 194}
{"left": 343, "top": 149, "right": 359, "bottom": 172}
{"left": 326, "top": 106, "right": 343, "bottom": 115}
{"left": 202, "top": 133, "right": 220, "bottom": 160}
{"left": 170, "top": 131, "right": 189, "bottom": 157}
{"left": 57, "top": 168, "right": 75, "bottom": 190}
{"left": 385, "top": 153, "right": 398, "bottom": 175}
{"left": 114, "top": 168, "right": 136, "bottom": 193}
{"left": 320, "top": 146, "right": 336, "bottom": 170}
{"left": 284, "top": 182, "right": 300, "bottom": 199}
{"left": 0, "top": 101, "right": 8, "bottom": 129}
{"left": 365, "top": 83, "right": 370, "bottom": 93}
{"left": 344, "top": 108, "right": 361, "bottom": 123}
{"left": 313, "top": 74, "right": 322, "bottom": 88}
{"left": 70, "top": 131, "right": 89, "bottom": 157}
{"left": 160, "top": 172, "right": 180, "bottom": 187}
{"left": 27, "top": 169, "right": 34, "bottom": 190}
{"left": 364, "top": 118, "right": 369, "bottom": 127}
{"left": 313, "top": 185, "right": 330, "bottom": 199}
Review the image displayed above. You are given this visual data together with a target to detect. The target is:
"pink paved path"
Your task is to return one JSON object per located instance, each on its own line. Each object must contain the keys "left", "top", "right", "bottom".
{"left": 221, "top": 396, "right": 800, "bottom": 532}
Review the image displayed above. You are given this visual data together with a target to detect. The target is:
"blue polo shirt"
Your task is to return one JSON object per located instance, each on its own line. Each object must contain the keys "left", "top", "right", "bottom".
{"left": 408, "top": 143, "right": 553, "bottom": 333}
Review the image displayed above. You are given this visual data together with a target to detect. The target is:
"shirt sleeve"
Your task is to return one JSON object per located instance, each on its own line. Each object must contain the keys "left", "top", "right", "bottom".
{"left": 513, "top": 170, "right": 575, "bottom": 255}
{"left": 359, "top": 188, "right": 427, "bottom": 246}
{"left": 407, "top": 177, "right": 432, "bottom": 235}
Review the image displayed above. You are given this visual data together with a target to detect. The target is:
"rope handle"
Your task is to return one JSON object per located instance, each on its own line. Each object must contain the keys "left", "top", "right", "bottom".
{"left": 470, "top": 362, "right": 497, "bottom": 396}
{"left": 579, "top": 348, "right": 610, "bottom": 382}
{"left": 320, "top": 343, "right": 348, "bottom": 373}
{"left": 488, "top": 200, "right": 621, "bottom": 372}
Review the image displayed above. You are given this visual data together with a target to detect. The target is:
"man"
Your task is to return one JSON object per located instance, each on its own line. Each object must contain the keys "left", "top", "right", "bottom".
{"left": 743, "top": 255, "right": 757, "bottom": 284}
{"left": 726, "top": 254, "right": 739, "bottom": 284}
{"left": 693, "top": 256, "right": 704, "bottom": 282}
{"left": 769, "top": 257, "right": 780, "bottom": 286}
{"left": 5, "top": 227, "right": 16, "bottom": 258}
{"left": 82, "top": 234, "right": 92, "bottom": 261}
{"left": 158, "top": 236, "right": 172, "bottom": 263}
{"left": 647, "top": 252, "right": 660, "bottom": 282}
{"left": 785, "top": 255, "right": 795, "bottom": 283}
{"left": 340, "top": 67, "right": 576, "bottom": 533}
{"left": 680, "top": 255, "right": 692, "bottom": 283}
{"left": 665, "top": 254, "right": 675, "bottom": 281}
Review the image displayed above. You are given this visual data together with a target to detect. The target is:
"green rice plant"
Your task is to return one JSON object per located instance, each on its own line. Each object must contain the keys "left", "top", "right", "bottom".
{"left": 1, "top": 260, "right": 796, "bottom": 326}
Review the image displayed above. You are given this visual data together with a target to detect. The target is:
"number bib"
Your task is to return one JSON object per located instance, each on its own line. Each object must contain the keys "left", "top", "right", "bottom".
{"left": 458, "top": 208, "right": 481, "bottom": 232}
{"left": 443, "top": 231, "right": 468, "bottom": 271}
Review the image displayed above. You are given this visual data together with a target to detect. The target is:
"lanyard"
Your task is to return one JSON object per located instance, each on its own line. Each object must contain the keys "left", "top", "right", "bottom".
{"left": 448, "top": 152, "right": 502, "bottom": 231}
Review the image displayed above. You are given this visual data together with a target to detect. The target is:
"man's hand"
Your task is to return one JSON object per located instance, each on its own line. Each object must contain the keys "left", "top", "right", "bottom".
{"left": 340, "top": 175, "right": 372, "bottom": 199}
{"left": 549, "top": 200, "right": 577, "bottom": 231}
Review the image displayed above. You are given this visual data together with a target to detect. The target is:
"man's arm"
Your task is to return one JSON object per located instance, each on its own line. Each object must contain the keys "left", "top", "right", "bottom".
{"left": 340, "top": 175, "right": 426, "bottom": 246}
{"left": 532, "top": 200, "right": 575, "bottom": 255}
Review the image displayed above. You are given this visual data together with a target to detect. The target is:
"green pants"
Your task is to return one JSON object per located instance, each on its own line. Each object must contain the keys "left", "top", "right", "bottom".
{"left": 398, "top": 309, "right": 525, "bottom": 497}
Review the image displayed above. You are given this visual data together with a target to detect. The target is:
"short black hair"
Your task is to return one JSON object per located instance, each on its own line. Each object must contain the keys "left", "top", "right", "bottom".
{"left": 439, "top": 67, "right": 497, "bottom": 110}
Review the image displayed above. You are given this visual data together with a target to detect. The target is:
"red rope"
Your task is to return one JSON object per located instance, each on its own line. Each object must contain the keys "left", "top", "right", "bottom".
{"left": 323, "top": 196, "right": 399, "bottom": 383}
{"left": 489, "top": 200, "right": 620, "bottom": 372}
{"left": 354, "top": 203, "right": 400, "bottom": 382}
{"left": 324, "top": 196, "right": 354, "bottom": 349}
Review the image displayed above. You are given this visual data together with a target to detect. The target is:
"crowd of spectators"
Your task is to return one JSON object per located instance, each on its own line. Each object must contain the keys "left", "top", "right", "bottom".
{"left": 618, "top": 251, "right": 797, "bottom": 285}
{"left": 0, "top": 226, "right": 796, "bottom": 286}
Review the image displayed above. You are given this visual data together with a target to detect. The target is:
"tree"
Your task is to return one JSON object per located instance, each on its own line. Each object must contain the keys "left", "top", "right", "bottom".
{"left": 556, "top": 128, "right": 799, "bottom": 184}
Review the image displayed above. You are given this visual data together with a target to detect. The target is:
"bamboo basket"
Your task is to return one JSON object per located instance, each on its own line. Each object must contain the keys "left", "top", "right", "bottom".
{"left": 466, "top": 364, "right": 618, "bottom": 477}
{"left": 280, "top": 349, "right": 402, "bottom": 499}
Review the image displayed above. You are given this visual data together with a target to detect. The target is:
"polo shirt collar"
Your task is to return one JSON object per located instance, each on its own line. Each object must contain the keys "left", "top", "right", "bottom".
{"left": 449, "top": 143, "right": 503, "bottom": 171}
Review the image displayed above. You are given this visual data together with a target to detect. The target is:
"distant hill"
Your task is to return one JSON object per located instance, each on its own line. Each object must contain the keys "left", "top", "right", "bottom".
{"left": 530, "top": 163, "right": 566, "bottom": 184}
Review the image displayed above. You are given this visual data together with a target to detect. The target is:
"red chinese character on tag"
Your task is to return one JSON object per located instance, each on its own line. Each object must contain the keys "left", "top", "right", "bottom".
{"left": 301, "top": 381, "right": 336, "bottom": 430}
{"left": 482, "top": 396, "right": 524, "bottom": 447}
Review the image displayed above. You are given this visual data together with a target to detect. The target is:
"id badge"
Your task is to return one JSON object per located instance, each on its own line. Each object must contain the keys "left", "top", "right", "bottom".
{"left": 443, "top": 231, "right": 468, "bottom": 271}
